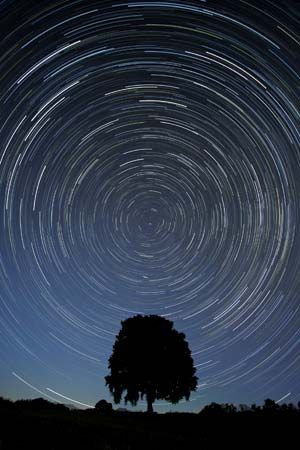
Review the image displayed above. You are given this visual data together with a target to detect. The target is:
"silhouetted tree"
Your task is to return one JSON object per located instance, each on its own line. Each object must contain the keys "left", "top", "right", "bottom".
{"left": 0, "top": 396, "right": 13, "bottom": 409}
{"left": 239, "top": 403, "right": 250, "bottom": 412}
{"left": 223, "top": 403, "right": 237, "bottom": 413}
{"left": 105, "top": 314, "right": 198, "bottom": 413}
{"left": 201, "top": 402, "right": 223, "bottom": 414}
{"left": 263, "top": 398, "right": 278, "bottom": 410}
{"left": 201, "top": 402, "right": 236, "bottom": 415}
{"left": 250, "top": 403, "right": 261, "bottom": 412}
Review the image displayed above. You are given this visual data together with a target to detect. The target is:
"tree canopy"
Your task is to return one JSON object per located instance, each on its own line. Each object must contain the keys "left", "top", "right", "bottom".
{"left": 105, "top": 314, "right": 198, "bottom": 413}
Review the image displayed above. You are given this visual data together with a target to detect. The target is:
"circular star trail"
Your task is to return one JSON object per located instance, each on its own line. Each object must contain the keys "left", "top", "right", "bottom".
{"left": 1, "top": 0, "right": 300, "bottom": 410}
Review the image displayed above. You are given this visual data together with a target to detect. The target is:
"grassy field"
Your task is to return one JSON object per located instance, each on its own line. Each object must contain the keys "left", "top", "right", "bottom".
{"left": 1, "top": 398, "right": 299, "bottom": 449}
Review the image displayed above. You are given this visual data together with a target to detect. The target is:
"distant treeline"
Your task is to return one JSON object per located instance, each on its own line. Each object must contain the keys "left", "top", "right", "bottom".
{"left": 2, "top": 395, "right": 299, "bottom": 413}
{"left": 0, "top": 396, "right": 299, "bottom": 449}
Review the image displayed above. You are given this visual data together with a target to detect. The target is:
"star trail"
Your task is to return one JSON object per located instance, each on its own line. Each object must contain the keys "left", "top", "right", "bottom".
{"left": 1, "top": 0, "right": 300, "bottom": 411}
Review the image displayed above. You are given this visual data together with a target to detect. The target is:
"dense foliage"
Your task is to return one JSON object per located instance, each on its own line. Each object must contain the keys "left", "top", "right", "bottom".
{"left": 105, "top": 315, "right": 198, "bottom": 412}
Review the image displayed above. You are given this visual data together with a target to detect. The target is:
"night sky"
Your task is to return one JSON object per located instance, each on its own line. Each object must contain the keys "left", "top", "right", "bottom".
{"left": 1, "top": 0, "right": 300, "bottom": 412}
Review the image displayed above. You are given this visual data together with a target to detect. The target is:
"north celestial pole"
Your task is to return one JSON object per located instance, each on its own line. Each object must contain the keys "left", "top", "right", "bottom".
{"left": 0, "top": 0, "right": 300, "bottom": 411}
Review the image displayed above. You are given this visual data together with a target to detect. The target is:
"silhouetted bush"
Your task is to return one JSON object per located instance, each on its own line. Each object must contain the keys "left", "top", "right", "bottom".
{"left": 95, "top": 399, "right": 113, "bottom": 413}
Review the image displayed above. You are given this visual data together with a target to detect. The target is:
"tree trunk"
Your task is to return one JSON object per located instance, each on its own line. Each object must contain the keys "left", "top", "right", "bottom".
{"left": 146, "top": 393, "right": 154, "bottom": 414}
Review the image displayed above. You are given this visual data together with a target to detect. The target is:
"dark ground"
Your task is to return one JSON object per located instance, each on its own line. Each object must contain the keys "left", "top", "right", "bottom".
{"left": 0, "top": 397, "right": 299, "bottom": 449}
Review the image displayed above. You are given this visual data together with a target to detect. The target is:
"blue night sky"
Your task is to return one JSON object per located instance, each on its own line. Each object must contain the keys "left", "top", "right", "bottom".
{"left": 1, "top": 0, "right": 300, "bottom": 412}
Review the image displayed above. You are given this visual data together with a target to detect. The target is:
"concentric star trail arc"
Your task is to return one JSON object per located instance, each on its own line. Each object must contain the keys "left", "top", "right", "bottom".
{"left": 0, "top": 0, "right": 300, "bottom": 410}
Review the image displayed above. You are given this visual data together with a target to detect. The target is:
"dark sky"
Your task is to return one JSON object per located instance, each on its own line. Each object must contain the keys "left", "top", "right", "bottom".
{"left": 1, "top": 0, "right": 300, "bottom": 412}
